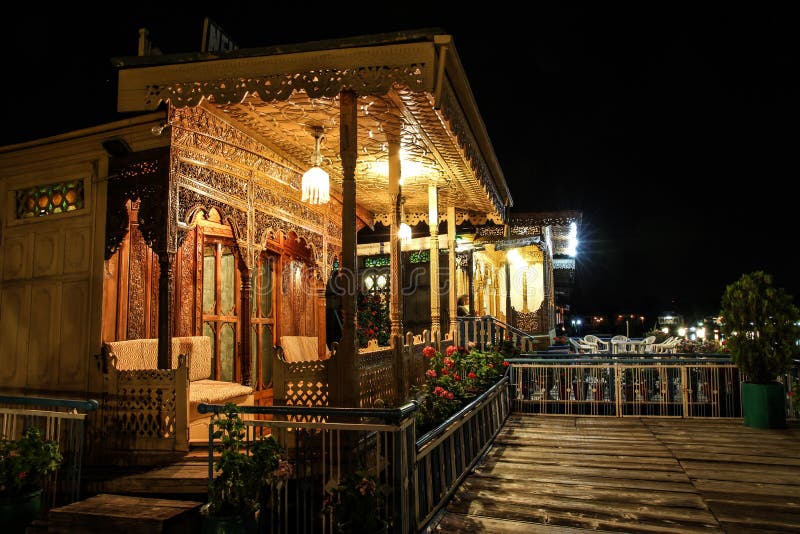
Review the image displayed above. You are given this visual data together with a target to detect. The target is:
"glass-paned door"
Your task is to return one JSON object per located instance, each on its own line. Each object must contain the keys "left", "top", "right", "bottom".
{"left": 202, "top": 241, "right": 240, "bottom": 381}
{"left": 251, "top": 252, "right": 277, "bottom": 388}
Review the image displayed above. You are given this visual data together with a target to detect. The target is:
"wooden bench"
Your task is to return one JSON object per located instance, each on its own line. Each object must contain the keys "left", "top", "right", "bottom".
{"left": 101, "top": 336, "right": 254, "bottom": 451}
{"left": 47, "top": 493, "right": 202, "bottom": 533}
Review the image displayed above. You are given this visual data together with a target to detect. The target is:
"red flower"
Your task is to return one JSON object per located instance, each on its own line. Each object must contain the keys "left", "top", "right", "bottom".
{"left": 19, "top": 471, "right": 27, "bottom": 479}
{"left": 445, "top": 392, "right": 454, "bottom": 400}
{"left": 445, "top": 345, "right": 457, "bottom": 356}
{"left": 441, "top": 368, "right": 449, "bottom": 375}
{"left": 453, "top": 373, "right": 461, "bottom": 381}
{"left": 433, "top": 386, "right": 445, "bottom": 396}
{"left": 502, "top": 361, "right": 510, "bottom": 367}
{"left": 488, "top": 363, "right": 494, "bottom": 368}
{"left": 422, "top": 346, "right": 436, "bottom": 359}
{"left": 443, "top": 357, "right": 455, "bottom": 368}
{"left": 426, "top": 369, "right": 437, "bottom": 378}
{"left": 467, "top": 372, "right": 477, "bottom": 379}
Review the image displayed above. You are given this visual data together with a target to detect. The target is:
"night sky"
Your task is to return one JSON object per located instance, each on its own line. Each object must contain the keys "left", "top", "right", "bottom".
{"left": 3, "top": 4, "right": 795, "bottom": 323}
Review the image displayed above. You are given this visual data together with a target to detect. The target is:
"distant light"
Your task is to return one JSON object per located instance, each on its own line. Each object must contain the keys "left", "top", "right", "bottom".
{"left": 664, "top": 315, "right": 673, "bottom": 320}
{"left": 661, "top": 327, "right": 669, "bottom": 334}
{"left": 697, "top": 327, "right": 706, "bottom": 339}
{"left": 689, "top": 326, "right": 696, "bottom": 332}
{"left": 507, "top": 249, "right": 527, "bottom": 267}
{"left": 566, "top": 222, "right": 578, "bottom": 257}
{"left": 677, "top": 327, "right": 687, "bottom": 337}
{"left": 576, "top": 319, "right": 582, "bottom": 325}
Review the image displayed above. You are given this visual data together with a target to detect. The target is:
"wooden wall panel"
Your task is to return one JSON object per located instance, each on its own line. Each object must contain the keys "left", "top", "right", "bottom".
{"left": 0, "top": 285, "right": 30, "bottom": 387}
{"left": 59, "top": 280, "right": 89, "bottom": 389}
{"left": 27, "top": 283, "right": 60, "bottom": 388}
{"left": 63, "top": 227, "right": 91, "bottom": 274}
{"left": 33, "top": 232, "right": 62, "bottom": 277}
{"left": 2, "top": 234, "right": 30, "bottom": 281}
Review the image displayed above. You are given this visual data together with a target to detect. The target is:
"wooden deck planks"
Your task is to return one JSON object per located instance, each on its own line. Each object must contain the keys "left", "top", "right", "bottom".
{"left": 434, "top": 415, "right": 800, "bottom": 533}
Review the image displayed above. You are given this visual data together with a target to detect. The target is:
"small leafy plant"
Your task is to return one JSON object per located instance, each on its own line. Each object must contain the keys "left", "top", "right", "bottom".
{"left": 323, "top": 469, "right": 385, "bottom": 534}
{"left": 0, "top": 427, "right": 62, "bottom": 498}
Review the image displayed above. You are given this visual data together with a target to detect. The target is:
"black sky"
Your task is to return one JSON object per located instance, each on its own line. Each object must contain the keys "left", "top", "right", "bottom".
{"left": 3, "top": 4, "right": 796, "bottom": 322}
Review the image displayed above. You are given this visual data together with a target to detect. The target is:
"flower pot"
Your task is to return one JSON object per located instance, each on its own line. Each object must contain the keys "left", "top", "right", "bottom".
{"left": 0, "top": 489, "right": 42, "bottom": 534}
{"left": 742, "top": 382, "right": 786, "bottom": 429}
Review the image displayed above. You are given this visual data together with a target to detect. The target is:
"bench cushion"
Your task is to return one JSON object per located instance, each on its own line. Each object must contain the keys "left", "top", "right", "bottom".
{"left": 104, "top": 336, "right": 211, "bottom": 381}
{"left": 280, "top": 336, "right": 321, "bottom": 362}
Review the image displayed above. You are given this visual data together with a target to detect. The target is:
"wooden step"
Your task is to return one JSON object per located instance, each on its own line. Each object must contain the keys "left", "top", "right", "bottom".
{"left": 47, "top": 493, "right": 203, "bottom": 533}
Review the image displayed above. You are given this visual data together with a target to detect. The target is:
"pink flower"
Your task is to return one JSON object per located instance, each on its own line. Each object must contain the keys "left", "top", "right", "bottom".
{"left": 433, "top": 386, "right": 445, "bottom": 396}
{"left": 423, "top": 346, "right": 436, "bottom": 359}
{"left": 488, "top": 363, "right": 494, "bottom": 369}
{"left": 445, "top": 392, "right": 454, "bottom": 400}
{"left": 446, "top": 345, "right": 457, "bottom": 356}
{"left": 426, "top": 369, "right": 437, "bottom": 378}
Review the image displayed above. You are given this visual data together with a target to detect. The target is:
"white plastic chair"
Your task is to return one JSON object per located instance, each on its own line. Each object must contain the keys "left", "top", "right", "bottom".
{"left": 583, "top": 334, "right": 610, "bottom": 353}
{"left": 610, "top": 335, "right": 629, "bottom": 354}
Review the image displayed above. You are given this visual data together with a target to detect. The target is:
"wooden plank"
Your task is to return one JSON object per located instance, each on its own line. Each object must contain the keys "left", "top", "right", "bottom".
{"left": 706, "top": 500, "right": 800, "bottom": 531}
{"left": 435, "top": 513, "right": 619, "bottom": 533}
{"left": 477, "top": 457, "right": 692, "bottom": 484}
{"left": 692, "top": 478, "right": 800, "bottom": 498}
{"left": 460, "top": 476, "right": 708, "bottom": 509}
{"left": 446, "top": 493, "right": 720, "bottom": 533}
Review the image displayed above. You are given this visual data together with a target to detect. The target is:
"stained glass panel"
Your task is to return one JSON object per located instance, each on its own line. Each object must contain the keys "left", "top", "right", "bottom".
{"left": 15, "top": 179, "right": 85, "bottom": 218}
{"left": 221, "top": 246, "right": 235, "bottom": 315}
{"left": 203, "top": 247, "right": 216, "bottom": 314}
{"left": 220, "top": 323, "right": 235, "bottom": 382}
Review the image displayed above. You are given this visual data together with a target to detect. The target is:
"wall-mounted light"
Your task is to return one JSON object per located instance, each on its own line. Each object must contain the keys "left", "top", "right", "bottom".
{"left": 301, "top": 126, "right": 330, "bottom": 205}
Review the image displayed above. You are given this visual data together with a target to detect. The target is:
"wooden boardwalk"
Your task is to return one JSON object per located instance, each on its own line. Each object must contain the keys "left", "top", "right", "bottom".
{"left": 434, "top": 416, "right": 800, "bottom": 533}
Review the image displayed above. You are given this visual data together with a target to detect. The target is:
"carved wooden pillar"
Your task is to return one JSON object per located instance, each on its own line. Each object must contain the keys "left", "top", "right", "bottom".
{"left": 239, "top": 265, "right": 252, "bottom": 385}
{"left": 505, "top": 232, "right": 513, "bottom": 327}
{"left": 157, "top": 252, "right": 175, "bottom": 369}
{"left": 316, "top": 273, "right": 327, "bottom": 358}
{"left": 330, "top": 90, "right": 359, "bottom": 408}
{"left": 387, "top": 121, "right": 403, "bottom": 344}
{"left": 447, "top": 205, "right": 457, "bottom": 339}
{"left": 475, "top": 263, "right": 484, "bottom": 317}
{"left": 428, "top": 183, "right": 440, "bottom": 336}
{"left": 522, "top": 265, "right": 529, "bottom": 313}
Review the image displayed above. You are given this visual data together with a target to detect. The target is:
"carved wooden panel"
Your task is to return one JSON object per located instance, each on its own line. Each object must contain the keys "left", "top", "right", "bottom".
{"left": 59, "top": 280, "right": 88, "bottom": 388}
{"left": 63, "top": 226, "right": 91, "bottom": 274}
{"left": 0, "top": 286, "right": 30, "bottom": 387}
{"left": 127, "top": 225, "right": 148, "bottom": 339}
{"left": 176, "top": 228, "right": 197, "bottom": 335}
{"left": 27, "top": 283, "right": 59, "bottom": 387}
{"left": 357, "top": 349, "right": 395, "bottom": 408}
{"left": 2, "top": 234, "right": 30, "bottom": 281}
{"left": 109, "top": 370, "right": 178, "bottom": 443}
{"left": 150, "top": 255, "right": 160, "bottom": 338}
{"left": 33, "top": 232, "right": 61, "bottom": 277}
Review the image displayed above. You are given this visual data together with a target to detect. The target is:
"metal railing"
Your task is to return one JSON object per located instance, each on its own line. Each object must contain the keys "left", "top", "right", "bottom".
{"left": 198, "top": 375, "right": 511, "bottom": 534}
{"left": 0, "top": 395, "right": 99, "bottom": 506}
{"left": 508, "top": 356, "right": 798, "bottom": 419}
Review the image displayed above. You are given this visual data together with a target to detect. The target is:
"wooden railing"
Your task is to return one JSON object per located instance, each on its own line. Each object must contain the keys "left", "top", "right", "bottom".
{"left": 273, "top": 330, "right": 454, "bottom": 409}
{"left": 0, "top": 395, "right": 99, "bottom": 506}
{"left": 457, "top": 315, "right": 544, "bottom": 353}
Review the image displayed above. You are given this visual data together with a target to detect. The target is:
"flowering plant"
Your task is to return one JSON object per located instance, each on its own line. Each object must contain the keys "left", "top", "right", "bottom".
{"left": 203, "top": 403, "right": 293, "bottom": 520}
{"left": 0, "top": 427, "right": 62, "bottom": 498}
{"left": 414, "top": 344, "right": 507, "bottom": 434}
{"left": 322, "top": 470, "right": 386, "bottom": 534}
{"left": 552, "top": 335, "right": 568, "bottom": 345}
{"left": 357, "top": 291, "right": 389, "bottom": 348}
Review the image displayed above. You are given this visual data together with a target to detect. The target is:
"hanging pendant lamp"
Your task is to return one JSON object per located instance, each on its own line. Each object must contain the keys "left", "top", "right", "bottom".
{"left": 301, "top": 126, "right": 330, "bottom": 205}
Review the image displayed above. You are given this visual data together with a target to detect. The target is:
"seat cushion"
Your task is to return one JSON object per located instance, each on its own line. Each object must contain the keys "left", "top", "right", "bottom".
{"left": 189, "top": 379, "right": 253, "bottom": 405}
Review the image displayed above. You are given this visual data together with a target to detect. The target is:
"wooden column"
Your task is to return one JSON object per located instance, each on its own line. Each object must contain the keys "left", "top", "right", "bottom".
{"left": 522, "top": 266, "right": 529, "bottom": 313}
{"left": 428, "top": 183, "right": 440, "bottom": 337}
{"left": 505, "top": 226, "right": 512, "bottom": 327}
{"left": 157, "top": 252, "right": 175, "bottom": 369}
{"left": 331, "top": 90, "right": 359, "bottom": 408}
{"left": 447, "top": 205, "right": 457, "bottom": 340}
{"left": 387, "top": 122, "right": 403, "bottom": 344}
{"left": 316, "top": 273, "right": 327, "bottom": 358}
{"left": 239, "top": 266, "right": 252, "bottom": 385}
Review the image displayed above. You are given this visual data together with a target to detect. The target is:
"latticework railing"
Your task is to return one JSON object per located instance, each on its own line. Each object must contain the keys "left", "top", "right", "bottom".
{"left": 102, "top": 355, "right": 189, "bottom": 453}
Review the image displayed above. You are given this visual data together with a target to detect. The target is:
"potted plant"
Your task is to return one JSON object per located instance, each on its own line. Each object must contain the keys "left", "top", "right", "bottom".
{"left": 1, "top": 427, "right": 62, "bottom": 533}
{"left": 322, "top": 469, "right": 388, "bottom": 534}
{"left": 201, "top": 403, "right": 292, "bottom": 533}
{"left": 720, "top": 271, "right": 800, "bottom": 428}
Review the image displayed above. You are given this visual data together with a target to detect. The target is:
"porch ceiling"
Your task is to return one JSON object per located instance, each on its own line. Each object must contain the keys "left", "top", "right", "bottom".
{"left": 115, "top": 31, "right": 510, "bottom": 225}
